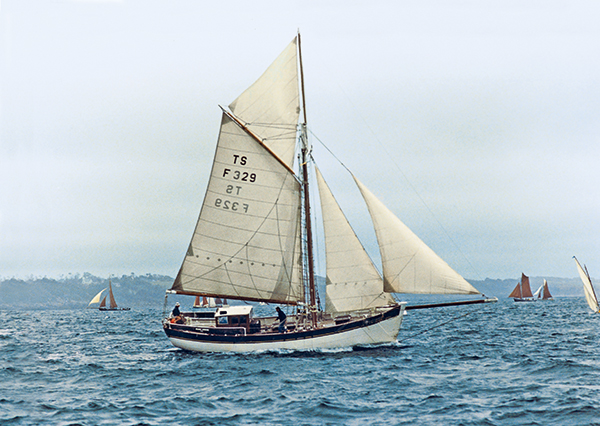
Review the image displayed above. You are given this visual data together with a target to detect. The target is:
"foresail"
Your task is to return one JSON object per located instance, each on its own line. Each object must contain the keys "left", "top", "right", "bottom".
{"left": 229, "top": 38, "right": 300, "bottom": 169}
{"left": 574, "top": 257, "right": 599, "bottom": 313}
{"left": 88, "top": 288, "right": 106, "bottom": 306}
{"left": 315, "top": 168, "right": 394, "bottom": 313}
{"left": 172, "top": 113, "right": 303, "bottom": 304}
{"left": 353, "top": 176, "right": 479, "bottom": 295}
{"left": 508, "top": 282, "right": 522, "bottom": 298}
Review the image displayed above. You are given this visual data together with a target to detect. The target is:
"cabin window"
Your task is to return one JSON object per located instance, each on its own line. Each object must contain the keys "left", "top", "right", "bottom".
{"left": 231, "top": 317, "right": 239, "bottom": 325}
{"left": 240, "top": 316, "right": 248, "bottom": 325}
{"left": 218, "top": 316, "right": 228, "bottom": 325}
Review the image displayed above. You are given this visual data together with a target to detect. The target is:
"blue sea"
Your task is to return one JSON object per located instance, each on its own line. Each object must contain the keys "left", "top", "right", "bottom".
{"left": 1, "top": 298, "right": 599, "bottom": 425}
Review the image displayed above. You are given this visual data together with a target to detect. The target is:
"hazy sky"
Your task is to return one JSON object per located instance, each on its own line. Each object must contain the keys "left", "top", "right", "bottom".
{"left": 1, "top": 0, "right": 599, "bottom": 280}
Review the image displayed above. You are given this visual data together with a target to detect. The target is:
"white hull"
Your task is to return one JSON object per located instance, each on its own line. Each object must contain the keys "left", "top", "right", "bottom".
{"left": 167, "top": 305, "right": 405, "bottom": 353}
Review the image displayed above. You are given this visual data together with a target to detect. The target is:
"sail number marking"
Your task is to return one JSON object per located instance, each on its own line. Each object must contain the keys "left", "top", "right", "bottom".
{"left": 214, "top": 198, "right": 249, "bottom": 213}
{"left": 213, "top": 154, "right": 255, "bottom": 213}
{"left": 222, "top": 168, "right": 256, "bottom": 182}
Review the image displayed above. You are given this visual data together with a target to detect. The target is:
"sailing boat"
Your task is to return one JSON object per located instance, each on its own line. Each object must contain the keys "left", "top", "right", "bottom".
{"left": 508, "top": 273, "right": 535, "bottom": 302}
{"left": 573, "top": 256, "right": 600, "bottom": 313}
{"left": 88, "top": 279, "right": 130, "bottom": 311}
{"left": 533, "top": 279, "right": 553, "bottom": 300}
{"left": 162, "top": 34, "right": 493, "bottom": 353}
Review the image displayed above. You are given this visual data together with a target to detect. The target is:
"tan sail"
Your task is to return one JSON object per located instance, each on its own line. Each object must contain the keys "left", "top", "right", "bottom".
{"left": 541, "top": 279, "right": 553, "bottom": 300}
{"left": 172, "top": 112, "right": 304, "bottom": 305}
{"left": 353, "top": 175, "right": 479, "bottom": 295}
{"left": 508, "top": 273, "right": 533, "bottom": 299}
{"left": 574, "top": 257, "right": 599, "bottom": 313}
{"left": 315, "top": 167, "right": 395, "bottom": 313}
{"left": 229, "top": 38, "right": 300, "bottom": 169}
{"left": 99, "top": 295, "right": 107, "bottom": 309}
{"left": 107, "top": 279, "right": 118, "bottom": 309}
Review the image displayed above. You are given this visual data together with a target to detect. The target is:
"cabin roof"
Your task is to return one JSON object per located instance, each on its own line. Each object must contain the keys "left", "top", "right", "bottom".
{"left": 215, "top": 306, "right": 253, "bottom": 317}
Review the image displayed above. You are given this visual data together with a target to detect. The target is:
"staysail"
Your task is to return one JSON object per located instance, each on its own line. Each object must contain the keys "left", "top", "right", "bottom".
{"left": 172, "top": 74, "right": 303, "bottom": 304}
{"left": 574, "top": 257, "right": 599, "bottom": 313}
{"left": 353, "top": 175, "right": 479, "bottom": 295}
{"left": 315, "top": 167, "right": 395, "bottom": 312}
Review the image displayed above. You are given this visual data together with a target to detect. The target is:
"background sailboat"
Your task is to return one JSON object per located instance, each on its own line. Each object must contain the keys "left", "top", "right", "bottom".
{"left": 508, "top": 273, "right": 535, "bottom": 302}
{"left": 88, "top": 279, "right": 130, "bottom": 311}
{"left": 573, "top": 256, "right": 599, "bottom": 313}
{"left": 533, "top": 279, "right": 553, "bottom": 300}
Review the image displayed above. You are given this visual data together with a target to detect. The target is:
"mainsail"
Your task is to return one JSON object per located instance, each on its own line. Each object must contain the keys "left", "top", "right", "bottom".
{"left": 315, "top": 167, "right": 395, "bottom": 313}
{"left": 353, "top": 175, "right": 479, "bottom": 295}
{"left": 172, "top": 38, "right": 303, "bottom": 305}
{"left": 541, "top": 279, "right": 552, "bottom": 300}
{"left": 574, "top": 257, "right": 599, "bottom": 313}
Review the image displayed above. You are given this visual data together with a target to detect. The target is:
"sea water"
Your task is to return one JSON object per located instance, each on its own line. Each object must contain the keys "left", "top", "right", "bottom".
{"left": 1, "top": 298, "right": 599, "bottom": 425}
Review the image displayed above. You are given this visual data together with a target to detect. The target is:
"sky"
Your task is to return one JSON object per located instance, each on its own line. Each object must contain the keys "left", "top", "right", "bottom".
{"left": 1, "top": 0, "right": 599, "bottom": 281}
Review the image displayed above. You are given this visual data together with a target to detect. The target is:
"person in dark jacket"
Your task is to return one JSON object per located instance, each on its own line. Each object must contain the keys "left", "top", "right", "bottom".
{"left": 275, "top": 307, "right": 287, "bottom": 333}
{"left": 172, "top": 302, "right": 181, "bottom": 317}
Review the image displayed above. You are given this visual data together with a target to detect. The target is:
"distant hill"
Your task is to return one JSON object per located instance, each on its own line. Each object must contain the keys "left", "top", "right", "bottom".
{"left": 0, "top": 273, "right": 588, "bottom": 310}
{"left": 0, "top": 273, "right": 172, "bottom": 310}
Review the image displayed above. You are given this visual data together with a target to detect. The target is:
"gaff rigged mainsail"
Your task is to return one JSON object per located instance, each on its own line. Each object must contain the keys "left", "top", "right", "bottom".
{"left": 172, "top": 38, "right": 304, "bottom": 305}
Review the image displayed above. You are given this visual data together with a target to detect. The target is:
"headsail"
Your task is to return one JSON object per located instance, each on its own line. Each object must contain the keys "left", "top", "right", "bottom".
{"left": 315, "top": 167, "right": 395, "bottom": 312}
{"left": 88, "top": 288, "right": 107, "bottom": 306}
{"left": 229, "top": 38, "right": 300, "bottom": 169}
{"left": 353, "top": 175, "right": 479, "bottom": 295}
{"left": 574, "top": 256, "right": 599, "bottom": 313}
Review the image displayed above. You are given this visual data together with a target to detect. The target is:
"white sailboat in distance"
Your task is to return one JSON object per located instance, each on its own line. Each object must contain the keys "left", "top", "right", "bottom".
{"left": 162, "top": 34, "right": 496, "bottom": 353}
{"left": 573, "top": 256, "right": 600, "bottom": 313}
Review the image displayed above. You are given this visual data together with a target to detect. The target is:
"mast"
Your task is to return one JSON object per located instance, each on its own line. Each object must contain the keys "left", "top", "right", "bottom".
{"left": 298, "top": 32, "right": 318, "bottom": 326}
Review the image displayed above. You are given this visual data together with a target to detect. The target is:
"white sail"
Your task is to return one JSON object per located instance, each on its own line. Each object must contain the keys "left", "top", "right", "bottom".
{"left": 315, "top": 167, "right": 395, "bottom": 313}
{"left": 533, "top": 283, "right": 544, "bottom": 298}
{"left": 172, "top": 113, "right": 304, "bottom": 304}
{"left": 229, "top": 38, "right": 300, "bottom": 169}
{"left": 88, "top": 288, "right": 107, "bottom": 306}
{"left": 353, "top": 175, "right": 479, "bottom": 295}
{"left": 574, "top": 257, "right": 599, "bottom": 313}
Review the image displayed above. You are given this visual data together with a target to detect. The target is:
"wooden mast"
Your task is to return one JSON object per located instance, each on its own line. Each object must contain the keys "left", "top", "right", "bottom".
{"left": 297, "top": 32, "right": 318, "bottom": 327}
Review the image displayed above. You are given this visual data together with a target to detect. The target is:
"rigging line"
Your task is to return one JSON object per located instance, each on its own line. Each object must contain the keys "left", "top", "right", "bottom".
{"left": 331, "top": 86, "right": 483, "bottom": 282}
{"left": 308, "top": 129, "right": 351, "bottom": 174}
{"left": 396, "top": 310, "right": 474, "bottom": 344}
